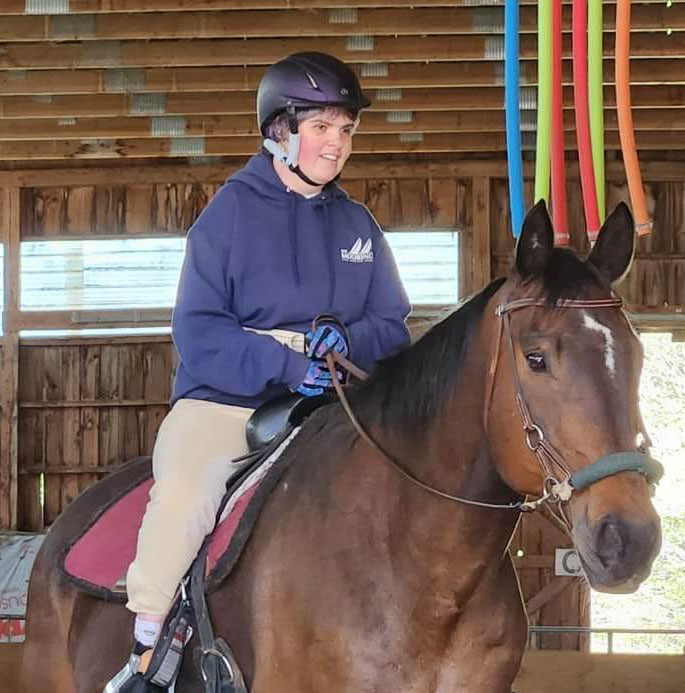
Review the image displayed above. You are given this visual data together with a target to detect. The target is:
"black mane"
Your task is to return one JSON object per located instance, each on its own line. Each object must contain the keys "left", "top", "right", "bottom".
{"left": 351, "top": 246, "right": 608, "bottom": 435}
{"left": 350, "top": 277, "right": 505, "bottom": 435}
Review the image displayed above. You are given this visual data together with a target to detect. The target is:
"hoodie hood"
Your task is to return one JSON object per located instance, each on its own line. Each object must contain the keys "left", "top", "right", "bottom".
{"left": 228, "top": 153, "right": 345, "bottom": 301}
{"left": 228, "top": 151, "right": 348, "bottom": 202}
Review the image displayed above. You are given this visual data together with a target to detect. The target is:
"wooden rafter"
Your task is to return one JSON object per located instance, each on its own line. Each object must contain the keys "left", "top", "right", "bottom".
{"left": 3, "top": 85, "right": 685, "bottom": 120}
{"left": 1, "top": 33, "right": 683, "bottom": 70}
{"left": 0, "top": 130, "right": 683, "bottom": 161}
{"left": 0, "top": 5, "right": 683, "bottom": 42}
{"left": 3, "top": 108, "right": 685, "bottom": 142}
{"left": 5, "top": 158, "right": 685, "bottom": 188}
{"left": 2, "top": 59, "right": 684, "bottom": 98}
{"left": 0, "top": 0, "right": 670, "bottom": 13}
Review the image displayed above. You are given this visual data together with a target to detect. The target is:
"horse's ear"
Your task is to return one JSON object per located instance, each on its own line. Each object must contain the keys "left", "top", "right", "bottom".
{"left": 587, "top": 202, "right": 635, "bottom": 285}
{"left": 515, "top": 200, "right": 554, "bottom": 279}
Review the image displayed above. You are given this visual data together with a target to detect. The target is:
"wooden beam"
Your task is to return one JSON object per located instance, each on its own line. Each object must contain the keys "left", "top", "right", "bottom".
{"left": 4, "top": 108, "right": 685, "bottom": 142}
{"left": 0, "top": 188, "right": 20, "bottom": 529}
{"left": 0, "top": 35, "right": 516, "bottom": 69}
{"left": 0, "top": 6, "right": 682, "bottom": 42}
{"left": 1, "top": 130, "right": 683, "bottom": 161}
{"left": 2, "top": 59, "right": 683, "bottom": 97}
{"left": 2, "top": 8, "right": 521, "bottom": 41}
{"left": 0, "top": 162, "right": 241, "bottom": 187}
{"left": 5, "top": 157, "right": 685, "bottom": 189}
{"left": 0, "top": 0, "right": 668, "bottom": 13}
{"left": 0, "top": 159, "right": 509, "bottom": 188}
{"left": 19, "top": 400, "right": 169, "bottom": 409}
{"left": 3, "top": 85, "right": 685, "bottom": 120}
{"left": 0, "top": 33, "right": 682, "bottom": 71}
{"left": 14, "top": 308, "right": 171, "bottom": 332}
{"left": 525, "top": 577, "right": 579, "bottom": 616}
{"left": 21, "top": 333, "right": 172, "bottom": 347}
{"left": 0, "top": 114, "right": 257, "bottom": 140}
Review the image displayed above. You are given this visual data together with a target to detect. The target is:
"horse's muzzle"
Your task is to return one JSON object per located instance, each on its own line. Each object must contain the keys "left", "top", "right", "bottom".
{"left": 574, "top": 512, "right": 661, "bottom": 593}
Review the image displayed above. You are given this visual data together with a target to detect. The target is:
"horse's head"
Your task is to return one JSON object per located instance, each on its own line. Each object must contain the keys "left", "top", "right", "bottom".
{"left": 487, "top": 201, "right": 661, "bottom": 593}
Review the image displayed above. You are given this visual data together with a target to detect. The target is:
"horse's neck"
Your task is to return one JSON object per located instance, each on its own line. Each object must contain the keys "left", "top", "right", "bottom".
{"left": 371, "top": 358, "right": 519, "bottom": 610}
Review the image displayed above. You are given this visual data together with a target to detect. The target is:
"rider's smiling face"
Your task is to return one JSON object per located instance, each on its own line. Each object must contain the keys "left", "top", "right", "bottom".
{"left": 294, "top": 109, "right": 357, "bottom": 185}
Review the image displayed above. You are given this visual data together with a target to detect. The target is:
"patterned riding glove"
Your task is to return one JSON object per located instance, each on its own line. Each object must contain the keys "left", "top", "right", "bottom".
{"left": 305, "top": 324, "right": 349, "bottom": 360}
{"left": 295, "top": 360, "right": 343, "bottom": 397}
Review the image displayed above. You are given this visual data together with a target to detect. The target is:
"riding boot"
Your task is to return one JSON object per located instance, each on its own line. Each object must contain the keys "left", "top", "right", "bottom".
{"left": 103, "top": 644, "right": 165, "bottom": 693}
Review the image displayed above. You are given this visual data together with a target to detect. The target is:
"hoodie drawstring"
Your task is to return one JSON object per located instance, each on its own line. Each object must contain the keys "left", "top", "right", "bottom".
{"left": 322, "top": 198, "right": 336, "bottom": 309}
{"left": 288, "top": 193, "right": 300, "bottom": 286}
{"left": 287, "top": 186, "right": 337, "bottom": 308}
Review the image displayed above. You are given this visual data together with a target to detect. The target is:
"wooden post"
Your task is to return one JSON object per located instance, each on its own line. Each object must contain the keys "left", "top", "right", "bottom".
{"left": 471, "top": 176, "right": 492, "bottom": 292}
{"left": 0, "top": 187, "right": 20, "bottom": 529}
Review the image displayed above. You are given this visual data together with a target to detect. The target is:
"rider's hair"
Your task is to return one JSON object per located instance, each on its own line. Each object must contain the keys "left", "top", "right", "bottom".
{"left": 264, "top": 107, "right": 359, "bottom": 144}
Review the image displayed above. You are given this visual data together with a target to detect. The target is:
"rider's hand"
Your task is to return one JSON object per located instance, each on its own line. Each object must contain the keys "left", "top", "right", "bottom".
{"left": 305, "top": 324, "right": 348, "bottom": 360}
{"left": 295, "top": 360, "right": 343, "bottom": 397}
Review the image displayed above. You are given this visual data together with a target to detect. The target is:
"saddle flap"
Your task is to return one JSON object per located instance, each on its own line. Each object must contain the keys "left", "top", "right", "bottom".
{"left": 60, "top": 426, "right": 304, "bottom": 600}
{"left": 245, "top": 392, "right": 333, "bottom": 451}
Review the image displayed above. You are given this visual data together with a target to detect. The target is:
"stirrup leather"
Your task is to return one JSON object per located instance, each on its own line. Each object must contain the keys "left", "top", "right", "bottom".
{"left": 103, "top": 593, "right": 192, "bottom": 693}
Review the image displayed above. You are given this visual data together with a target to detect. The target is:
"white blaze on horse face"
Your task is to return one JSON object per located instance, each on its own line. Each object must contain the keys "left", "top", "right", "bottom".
{"left": 582, "top": 312, "right": 616, "bottom": 377}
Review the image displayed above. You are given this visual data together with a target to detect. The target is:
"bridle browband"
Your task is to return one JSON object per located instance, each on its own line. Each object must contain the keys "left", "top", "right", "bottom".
{"left": 326, "top": 294, "right": 663, "bottom": 516}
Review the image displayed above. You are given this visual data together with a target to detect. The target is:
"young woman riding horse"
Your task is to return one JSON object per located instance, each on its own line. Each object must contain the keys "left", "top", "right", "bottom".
{"left": 94, "top": 51, "right": 409, "bottom": 691}
{"left": 24, "top": 199, "right": 662, "bottom": 692}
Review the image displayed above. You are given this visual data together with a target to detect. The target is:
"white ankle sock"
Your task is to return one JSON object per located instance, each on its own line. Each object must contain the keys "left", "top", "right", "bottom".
{"left": 134, "top": 615, "right": 163, "bottom": 649}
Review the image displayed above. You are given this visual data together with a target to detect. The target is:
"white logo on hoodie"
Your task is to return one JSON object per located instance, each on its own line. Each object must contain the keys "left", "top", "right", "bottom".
{"left": 341, "top": 237, "right": 374, "bottom": 263}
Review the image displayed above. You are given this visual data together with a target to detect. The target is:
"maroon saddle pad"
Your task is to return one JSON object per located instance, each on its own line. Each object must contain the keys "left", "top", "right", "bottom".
{"left": 60, "top": 428, "right": 300, "bottom": 600}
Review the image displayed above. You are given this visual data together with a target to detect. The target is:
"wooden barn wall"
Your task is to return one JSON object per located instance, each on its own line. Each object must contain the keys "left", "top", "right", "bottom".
{"left": 11, "top": 174, "right": 474, "bottom": 532}
{"left": 16, "top": 337, "right": 173, "bottom": 531}
{"left": 4, "top": 164, "right": 685, "bottom": 652}
{"left": 17, "top": 174, "right": 685, "bottom": 309}
{"left": 19, "top": 183, "right": 222, "bottom": 239}
{"left": 19, "top": 178, "right": 471, "bottom": 238}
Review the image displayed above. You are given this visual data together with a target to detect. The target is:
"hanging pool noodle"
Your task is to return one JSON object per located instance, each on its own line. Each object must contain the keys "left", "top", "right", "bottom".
{"left": 505, "top": 0, "right": 525, "bottom": 237}
{"left": 616, "top": 0, "right": 652, "bottom": 235}
{"left": 588, "top": 0, "right": 606, "bottom": 224}
{"left": 535, "top": 0, "right": 552, "bottom": 204}
{"left": 573, "top": 0, "right": 601, "bottom": 242}
{"left": 551, "top": 0, "right": 569, "bottom": 244}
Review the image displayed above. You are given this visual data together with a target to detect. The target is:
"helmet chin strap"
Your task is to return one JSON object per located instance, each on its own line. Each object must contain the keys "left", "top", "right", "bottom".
{"left": 263, "top": 106, "right": 323, "bottom": 189}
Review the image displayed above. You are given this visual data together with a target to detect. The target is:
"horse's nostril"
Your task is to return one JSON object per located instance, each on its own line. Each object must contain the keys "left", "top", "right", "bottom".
{"left": 595, "top": 515, "right": 625, "bottom": 569}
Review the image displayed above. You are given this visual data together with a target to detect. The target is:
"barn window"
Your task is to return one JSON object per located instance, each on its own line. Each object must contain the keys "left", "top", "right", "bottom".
{"left": 19, "top": 232, "right": 457, "bottom": 318}
{"left": 20, "top": 238, "right": 186, "bottom": 311}
{"left": 385, "top": 230, "right": 459, "bottom": 306}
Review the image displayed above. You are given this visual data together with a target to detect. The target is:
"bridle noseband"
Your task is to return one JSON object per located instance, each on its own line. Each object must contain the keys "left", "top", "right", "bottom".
{"left": 328, "top": 294, "right": 663, "bottom": 516}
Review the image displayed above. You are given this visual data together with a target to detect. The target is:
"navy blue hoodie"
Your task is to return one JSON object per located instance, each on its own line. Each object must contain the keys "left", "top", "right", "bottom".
{"left": 171, "top": 153, "right": 411, "bottom": 408}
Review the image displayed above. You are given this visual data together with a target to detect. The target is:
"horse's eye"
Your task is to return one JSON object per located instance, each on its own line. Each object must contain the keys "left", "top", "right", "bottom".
{"left": 525, "top": 351, "right": 547, "bottom": 372}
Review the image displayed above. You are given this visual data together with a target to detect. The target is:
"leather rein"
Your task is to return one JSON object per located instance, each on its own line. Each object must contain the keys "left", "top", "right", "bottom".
{"left": 325, "top": 296, "right": 663, "bottom": 515}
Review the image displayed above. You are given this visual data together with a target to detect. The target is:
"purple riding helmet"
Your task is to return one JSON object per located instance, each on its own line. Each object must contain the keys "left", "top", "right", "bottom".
{"left": 257, "top": 52, "right": 371, "bottom": 185}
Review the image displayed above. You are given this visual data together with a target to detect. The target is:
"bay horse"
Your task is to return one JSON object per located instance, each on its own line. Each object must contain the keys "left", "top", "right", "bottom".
{"left": 23, "top": 201, "right": 662, "bottom": 692}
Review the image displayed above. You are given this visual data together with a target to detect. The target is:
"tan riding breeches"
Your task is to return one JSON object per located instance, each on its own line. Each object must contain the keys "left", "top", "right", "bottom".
{"left": 126, "top": 328, "right": 305, "bottom": 616}
{"left": 125, "top": 398, "right": 254, "bottom": 615}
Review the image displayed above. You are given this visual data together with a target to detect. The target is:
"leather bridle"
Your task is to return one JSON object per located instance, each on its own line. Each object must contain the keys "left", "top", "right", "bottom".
{"left": 324, "top": 296, "right": 663, "bottom": 515}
